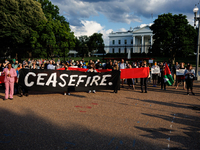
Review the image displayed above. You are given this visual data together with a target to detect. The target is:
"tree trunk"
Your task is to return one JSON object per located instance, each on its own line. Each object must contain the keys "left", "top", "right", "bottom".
{"left": 28, "top": 51, "right": 32, "bottom": 58}
{"left": 171, "top": 50, "right": 176, "bottom": 65}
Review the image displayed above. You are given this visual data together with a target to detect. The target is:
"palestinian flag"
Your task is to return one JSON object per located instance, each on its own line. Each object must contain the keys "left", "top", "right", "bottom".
{"left": 164, "top": 63, "right": 174, "bottom": 86}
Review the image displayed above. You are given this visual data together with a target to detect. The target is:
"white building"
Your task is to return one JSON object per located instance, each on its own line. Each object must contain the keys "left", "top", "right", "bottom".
{"left": 108, "top": 25, "right": 154, "bottom": 54}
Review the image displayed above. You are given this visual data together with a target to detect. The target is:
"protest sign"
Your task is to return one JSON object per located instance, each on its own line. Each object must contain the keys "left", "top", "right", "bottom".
{"left": 151, "top": 67, "right": 160, "bottom": 74}
{"left": 176, "top": 69, "right": 186, "bottom": 76}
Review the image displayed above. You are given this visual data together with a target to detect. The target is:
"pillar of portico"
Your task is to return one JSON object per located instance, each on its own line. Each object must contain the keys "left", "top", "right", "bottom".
{"left": 150, "top": 35, "right": 153, "bottom": 46}
{"left": 133, "top": 36, "right": 135, "bottom": 53}
{"left": 141, "top": 35, "right": 144, "bottom": 53}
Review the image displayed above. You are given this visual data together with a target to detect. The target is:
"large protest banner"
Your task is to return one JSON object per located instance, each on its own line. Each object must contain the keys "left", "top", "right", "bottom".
{"left": 18, "top": 69, "right": 120, "bottom": 92}
{"left": 59, "top": 67, "right": 150, "bottom": 79}
{"left": 120, "top": 67, "right": 149, "bottom": 79}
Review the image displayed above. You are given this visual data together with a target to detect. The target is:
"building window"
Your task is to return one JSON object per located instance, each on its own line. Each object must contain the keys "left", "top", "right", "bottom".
{"left": 131, "top": 48, "right": 133, "bottom": 53}
{"left": 112, "top": 40, "right": 115, "bottom": 45}
{"left": 131, "top": 39, "right": 133, "bottom": 44}
{"left": 121, "top": 49, "right": 124, "bottom": 53}
{"left": 124, "top": 39, "right": 127, "bottom": 44}
{"left": 112, "top": 48, "right": 115, "bottom": 53}
{"left": 119, "top": 48, "right": 121, "bottom": 53}
{"left": 140, "top": 48, "right": 142, "bottom": 53}
{"left": 118, "top": 40, "right": 121, "bottom": 44}
{"left": 115, "top": 48, "right": 119, "bottom": 53}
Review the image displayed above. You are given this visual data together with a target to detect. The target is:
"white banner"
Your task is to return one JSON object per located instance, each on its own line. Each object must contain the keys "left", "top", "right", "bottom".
{"left": 176, "top": 69, "right": 185, "bottom": 76}
{"left": 151, "top": 66, "right": 160, "bottom": 74}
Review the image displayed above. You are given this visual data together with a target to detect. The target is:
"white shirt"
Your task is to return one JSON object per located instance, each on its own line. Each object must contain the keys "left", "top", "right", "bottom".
{"left": 47, "top": 64, "right": 55, "bottom": 70}
{"left": 119, "top": 63, "right": 126, "bottom": 69}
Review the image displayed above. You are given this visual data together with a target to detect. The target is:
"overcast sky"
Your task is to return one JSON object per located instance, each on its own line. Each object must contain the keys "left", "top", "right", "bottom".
{"left": 51, "top": 0, "right": 198, "bottom": 45}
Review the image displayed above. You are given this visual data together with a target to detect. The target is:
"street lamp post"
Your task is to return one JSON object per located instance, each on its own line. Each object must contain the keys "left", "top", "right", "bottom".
{"left": 193, "top": 5, "right": 200, "bottom": 80}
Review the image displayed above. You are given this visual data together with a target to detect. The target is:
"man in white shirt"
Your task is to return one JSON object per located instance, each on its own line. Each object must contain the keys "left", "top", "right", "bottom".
{"left": 47, "top": 60, "right": 55, "bottom": 70}
{"left": 119, "top": 59, "right": 126, "bottom": 88}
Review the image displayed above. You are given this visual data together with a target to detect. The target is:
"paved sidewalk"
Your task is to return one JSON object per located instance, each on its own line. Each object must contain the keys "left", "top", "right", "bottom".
{"left": 0, "top": 82, "right": 199, "bottom": 150}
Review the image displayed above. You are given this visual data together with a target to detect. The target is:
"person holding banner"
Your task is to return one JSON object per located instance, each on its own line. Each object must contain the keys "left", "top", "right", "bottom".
{"left": 184, "top": 64, "right": 195, "bottom": 95}
{"left": 2, "top": 63, "right": 17, "bottom": 100}
{"left": 119, "top": 59, "right": 126, "bottom": 88}
{"left": 87, "top": 63, "right": 97, "bottom": 93}
{"left": 176, "top": 62, "right": 186, "bottom": 90}
{"left": 140, "top": 61, "right": 148, "bottom": 93}
{"left": 127, "top": 64, "right": 135, "bottom": 90}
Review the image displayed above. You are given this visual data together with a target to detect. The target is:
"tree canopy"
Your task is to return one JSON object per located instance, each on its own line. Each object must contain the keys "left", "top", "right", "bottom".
{"left": 0, "top": 0, "right": 76, "bottom": 59}
{"left": 0, "top": 0, "right": 46, "bottom": 56}
{"left": 150, "top": 13, "right": 197, "bottom": 62}
{"left": 0, "top": 0, "right": 104, "bottom": 59}
{"left": 75, "top": 33, "right": 105, "bottom": 57}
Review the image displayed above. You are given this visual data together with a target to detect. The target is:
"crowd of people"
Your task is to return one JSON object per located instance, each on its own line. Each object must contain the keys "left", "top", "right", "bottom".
{"left": 0, "top": 57, "right": 196, "bottom": 100}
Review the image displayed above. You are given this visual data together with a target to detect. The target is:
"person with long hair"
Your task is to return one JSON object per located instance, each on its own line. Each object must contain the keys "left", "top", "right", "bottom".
{"left": 2, "top": 63, "right": 17, "bottom": 100}
{"left": 184, "top": 64, "right": 195, "bottom": 95}
{"left": 127, "top": 64, "right": 135, "bottom": 90}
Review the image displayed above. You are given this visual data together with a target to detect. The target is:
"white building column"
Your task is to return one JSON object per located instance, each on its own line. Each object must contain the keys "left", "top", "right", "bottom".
{"left": 141, "top": 35, "right": 144, "bottom": 53}
{"left": 150, "top": 35, "right": 153, "bottom": 46}
{"left": 133, "top": 36, "right": 135, "bottom": 53}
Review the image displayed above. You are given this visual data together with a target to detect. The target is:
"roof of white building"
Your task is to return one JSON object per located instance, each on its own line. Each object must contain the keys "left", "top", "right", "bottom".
{"left": 109, "top": 25, "right": 153, "bottom": 37}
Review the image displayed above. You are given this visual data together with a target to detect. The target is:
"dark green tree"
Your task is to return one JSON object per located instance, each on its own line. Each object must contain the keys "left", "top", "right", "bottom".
{"left": 30, "top": 0, "right": 75, "bottom": 59}
{"left": 150, "top": 13, "right": 197, "bottom": 63}
{"left": 30, "top": 15, "right": 75, "bottom": 58}
{"left": 76, "top": 35, "right": 90, "bottom": 57}
{"left": 0, "top": 0, "right": 46, "bottom": 58}
{"left": 88, "top": 33, "right": 105, "bottom": 54}
{"left": 75, "top": 33, "right": 105, "bottom": 57}
{"left": 35, "top": 0, "right": 67, "bottom": 23}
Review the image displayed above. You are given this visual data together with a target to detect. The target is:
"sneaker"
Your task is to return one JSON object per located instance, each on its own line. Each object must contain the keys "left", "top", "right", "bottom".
{"left": 164, "top": 89, "right": 166, "bottom": 91}
{"left": 88, "top": 90, "right": 91, "bottom": 93}
{"left": 192, "top": 92, "right": 195, "bottom": 95}
{"left": 68, "top": 93, "right": 70, "bottom": 96}
{"left": 187, "top": 93, "right": 189, "bottom": 95}
{"left": 3, "top": 98, "right": 8, "bottom": 101}
{"left": 145, "top": 91, "right": 147, "bottom": 93}
{"left": 93, "top": 90, "right": 96, "bottom": 93}
{"left": 64, "top": 92, "right": 66, "bottom": 95}
{"left": 161, "top": 88, "right": 163, "bottom": 90}
{"left": 9, "top": 98, "right": 13, "bottom": 100}
{"left": 121, "top": 86, "right": 124, "bottom": 88}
